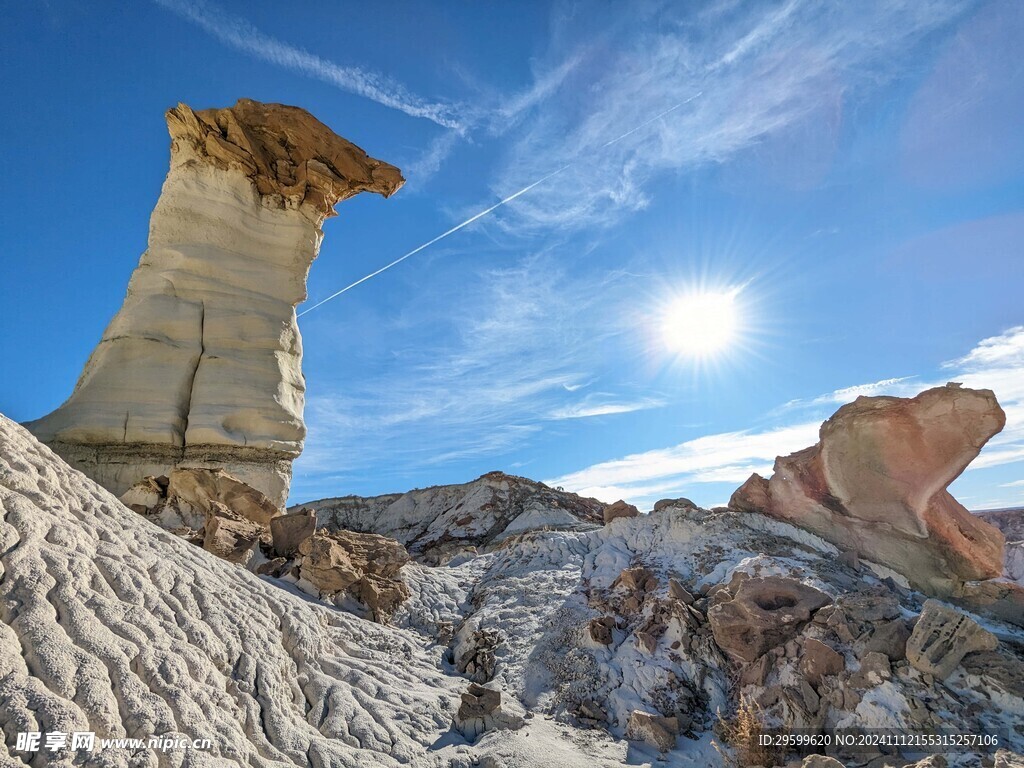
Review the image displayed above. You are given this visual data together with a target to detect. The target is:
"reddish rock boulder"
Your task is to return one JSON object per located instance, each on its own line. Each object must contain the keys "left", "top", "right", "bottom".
{"left": 729, "top": 385, "right": 1006, "bottom": 596}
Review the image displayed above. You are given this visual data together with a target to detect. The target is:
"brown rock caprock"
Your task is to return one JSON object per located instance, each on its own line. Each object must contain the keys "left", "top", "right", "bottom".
{"left": 729, "top": 385, "right": 1006, "bottom": 597}
{"left": 906, "top": 600, "right": 998, "bottom": 680}
{"left": 708, "top": 576, "right": 832, "bottom": 662}
{"left": 602, "top": 499, "right": 639, "bottom": 524}
{"left": 26, "top": 99, "right": 404, "bottom": 507}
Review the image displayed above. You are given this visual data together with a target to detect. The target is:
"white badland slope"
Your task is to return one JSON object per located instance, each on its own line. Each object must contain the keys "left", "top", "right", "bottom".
{"left": 4, "top": 412, "right": 1024, "bottom": 767}
{"left": 0, "top": 415, "right": 469, "bottom": 768}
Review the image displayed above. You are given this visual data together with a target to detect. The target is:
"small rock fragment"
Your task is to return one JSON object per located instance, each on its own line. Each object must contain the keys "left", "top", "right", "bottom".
{"left": 800, "top": 638, "right": 845, "bottom": 687}
{"left": 625, "top": 710, "right": 678, "bottom": 752}
{"left": 906, "top": 600, "right": 998, "bottom": 680}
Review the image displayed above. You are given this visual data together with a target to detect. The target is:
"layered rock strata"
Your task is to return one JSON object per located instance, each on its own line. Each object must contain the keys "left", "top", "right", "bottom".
{"left": 26, "top": 99, "right": 403, "bottom": 506}
{"left": 729, "top": 385, "right": 1006, "bottom": 596}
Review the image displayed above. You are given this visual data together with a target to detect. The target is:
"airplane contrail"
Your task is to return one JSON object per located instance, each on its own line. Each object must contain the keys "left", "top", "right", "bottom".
{"left": 298, "top": 91, "right": 702, "bottom": 318}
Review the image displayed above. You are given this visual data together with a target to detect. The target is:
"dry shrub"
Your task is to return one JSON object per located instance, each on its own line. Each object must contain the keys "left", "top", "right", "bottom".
{"left": 712, "top": 694, "right": 787, "bottom": 767}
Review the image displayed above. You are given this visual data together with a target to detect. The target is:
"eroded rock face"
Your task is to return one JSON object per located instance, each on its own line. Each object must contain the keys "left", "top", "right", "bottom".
{"left": 906, "top": 600, "right": 999, "bottom": 680}
{"left": 298, "top": 529, "right": 410, "bottom": 596}
{"left": 729, "top": 385, "right": 1006, "bottom": 596}
{"left": 0, "top": 414, "right": 464, "bottom": 766}
{"left": 708, "top": 576, "right": 831, "bottom": 662}
{"left": 26, "top": 99, "right": 403, "bottom": 507}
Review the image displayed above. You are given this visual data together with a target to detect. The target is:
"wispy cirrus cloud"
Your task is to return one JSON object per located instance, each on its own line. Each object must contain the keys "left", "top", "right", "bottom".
{"left": 151, "top": 0, "right": 463, "bottom": 130}
{"left": 548, "top": 326, "right": 1024, "bottom": 510}
{"left": 492, "top": 0, "right": 971, "bottom": 231}
{"left": 548, "top": 396, "right": 665, "bottom": 420}
{"left": 294, "top": 254, "right": 652, "bottom": 498}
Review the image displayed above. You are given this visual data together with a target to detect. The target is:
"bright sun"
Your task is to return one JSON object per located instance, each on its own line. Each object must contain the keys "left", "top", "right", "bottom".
{"left": 661, "top": 290, "right": 740, "bottom": 358}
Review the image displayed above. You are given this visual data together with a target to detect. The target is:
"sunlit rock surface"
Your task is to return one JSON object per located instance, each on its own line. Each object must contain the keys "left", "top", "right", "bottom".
{"left": 3, "top": 413, "right": 1022, "bottom": 767}
{"left": 730, "top": 384, "right": 1006, "bottom": 597}
{"left": 26, "top": 99, "right": 403, "bottom": 507}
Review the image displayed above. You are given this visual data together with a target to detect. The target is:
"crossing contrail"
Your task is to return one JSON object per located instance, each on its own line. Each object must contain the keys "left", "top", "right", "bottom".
{"left": 298, "top": 92, "right": 702, "bottom": 317}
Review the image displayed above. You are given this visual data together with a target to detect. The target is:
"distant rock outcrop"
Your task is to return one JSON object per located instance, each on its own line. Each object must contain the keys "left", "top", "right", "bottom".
{"left": 729, "top": 385, "right": 1006, "bottom": 597}
{"left": 297, "top": 471, "right": 606, "bottom": 564}
{"left": 977, "top": 507, "right": 1024, "bottom": 583}
{"left": 26, "top": 99, "right": 403, "bottom": 507}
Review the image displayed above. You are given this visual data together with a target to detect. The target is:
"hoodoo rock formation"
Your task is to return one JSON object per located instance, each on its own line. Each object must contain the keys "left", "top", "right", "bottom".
{"left": 26, "top": 99, "right": 403, "bottom": 506}
{"left": 729, "top": 384, "right": 1006, "bottom": 597}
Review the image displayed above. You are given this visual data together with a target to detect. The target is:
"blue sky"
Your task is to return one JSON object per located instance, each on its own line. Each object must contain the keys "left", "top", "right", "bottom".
{"left": 2, "top": 0, "right": 1023, "bottom": 510}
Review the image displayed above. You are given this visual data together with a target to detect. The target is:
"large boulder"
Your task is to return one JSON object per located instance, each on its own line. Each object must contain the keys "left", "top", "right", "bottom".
{"left": 729, "top": 385, "right": 1006, "bottom": 596}
{"left": 298, "top": 529, "right": 410, "bottom": 596}
{"left": 25, "top": 99, "right": 403, "bottom": 507}
{"left": 708, "top": 576, "right": 831, "bottom": 662}
{"left": 165, "top": 468, "right": 281, "bottom": 525}
{"left": 625, "top": 710, "right": 678, "bottom": 752}
{"left": 203, "top": 515, "right": 261, "bottom": 563}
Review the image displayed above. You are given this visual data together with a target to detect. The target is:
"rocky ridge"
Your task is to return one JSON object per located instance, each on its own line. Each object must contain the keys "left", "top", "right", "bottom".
{"left": 296, "top": 470, "right": 606, "bottom": 564}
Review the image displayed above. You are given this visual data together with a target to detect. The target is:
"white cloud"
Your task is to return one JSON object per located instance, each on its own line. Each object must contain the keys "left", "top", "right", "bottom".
{"left": 151, "top": 0, "right": 463, "bottom": 130}
{"left": 945, "top": 325, "right": 1024, "bottom": 370}
{"left": 810, "top": 376, "right": 920, "bottom": 405}
{"left": 544, "top": 421, "right": 818, "bottom": 508}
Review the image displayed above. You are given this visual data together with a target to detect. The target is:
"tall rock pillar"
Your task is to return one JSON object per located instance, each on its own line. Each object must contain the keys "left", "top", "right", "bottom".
{"left": 27, "top": 99, "right": 403, "bottom": 507}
